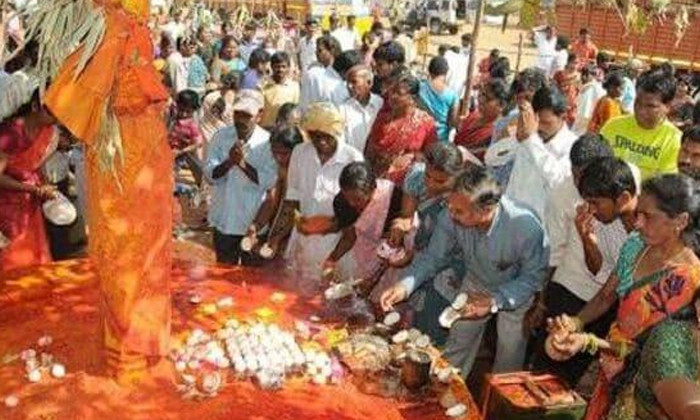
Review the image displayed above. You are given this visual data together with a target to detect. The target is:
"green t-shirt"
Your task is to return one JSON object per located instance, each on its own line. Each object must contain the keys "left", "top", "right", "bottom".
{"left": 600, "top": 115, "right": 681, "bottom": 180}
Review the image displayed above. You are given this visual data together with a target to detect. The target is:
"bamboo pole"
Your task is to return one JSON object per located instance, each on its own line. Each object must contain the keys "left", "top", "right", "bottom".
{"left": 515, "top": 32, "right": 524, "bottom": 72}
{"left": 460, "top": 0, "right": 485, "bottom": 115}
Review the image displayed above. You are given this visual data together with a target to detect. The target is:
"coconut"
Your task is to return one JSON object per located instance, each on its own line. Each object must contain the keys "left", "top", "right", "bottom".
{"left": 446, "top": 404, "right": 467, "bottom": 418}
{"left": 50, "top": 363, "right": 66, "bottom": 379}
{"left": 4, "top": 395, "right": 19, "bottom": 408}
{"left": 383, "top": 311, "right": 401, "bottom": 327}
{"left": 27, "top": 369, "right": 41, "bottom": 383}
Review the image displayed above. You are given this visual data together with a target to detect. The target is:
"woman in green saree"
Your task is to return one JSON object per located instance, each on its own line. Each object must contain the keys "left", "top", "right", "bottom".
{"left": 631, "top": 311, "right": 700, "bottom": 420}
{"left": 545, "top": 174, "right": 700, "bottom": 420}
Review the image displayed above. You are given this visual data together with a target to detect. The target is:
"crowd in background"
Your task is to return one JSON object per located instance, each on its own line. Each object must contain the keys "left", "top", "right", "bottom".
{"left": 3, "top": 3, "right": 700, "bottom": 419}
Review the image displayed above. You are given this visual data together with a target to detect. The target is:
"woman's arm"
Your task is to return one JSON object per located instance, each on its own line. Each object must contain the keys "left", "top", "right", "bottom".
{"left": 0, "top": 174, "right": 55, "bottom": 200}
{"left": 654, "top": 379, "right": 700, "bottom": 420}
{"left": 449, "top": 101, "right": 460, "bottom": 130}
{"left": 578, "top": 273, "right": 619, "bottom": 326}
{"left": 326, "top": 226, "right": 357, "bottom": 265}
{"left": 388, "top": 192, "right": 418, "bottom": 246}
{"left": 249, "top": 179, "right": 284, "bottom": 235}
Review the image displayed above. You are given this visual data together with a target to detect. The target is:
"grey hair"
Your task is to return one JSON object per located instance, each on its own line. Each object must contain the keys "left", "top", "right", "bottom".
{"left": 347, "top": 64, "right": 374, "bottom": 85}
{"left": 453, "top": 164, "right": 502, "bottom": 209}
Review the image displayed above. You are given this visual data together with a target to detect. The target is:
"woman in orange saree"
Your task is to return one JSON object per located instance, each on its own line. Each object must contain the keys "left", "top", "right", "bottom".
{"left": 43, "top": 0, "right": 173, "bottom": 385}
{"left": 0, "top": 100, "right": 58, "bottom": 272}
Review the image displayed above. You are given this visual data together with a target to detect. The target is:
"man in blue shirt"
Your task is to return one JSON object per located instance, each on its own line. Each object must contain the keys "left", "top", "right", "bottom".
{"left": 206, "top": 90, "right": 276, "bottom": 265}
{"left": 380, "top": 165, "right": 549, "bottom": 377}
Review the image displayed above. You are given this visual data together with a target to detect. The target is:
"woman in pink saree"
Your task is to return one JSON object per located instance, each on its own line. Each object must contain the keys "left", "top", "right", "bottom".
{"left": 0, "top": 97, "right": 58, "bottom": 272}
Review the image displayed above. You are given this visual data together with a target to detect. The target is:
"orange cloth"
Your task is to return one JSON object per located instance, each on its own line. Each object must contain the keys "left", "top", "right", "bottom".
{"left": 43, "top": 2, "right": 173, "bottom": 365}
{"left": 588, "top": 96, "right": 622, "bottom": 134}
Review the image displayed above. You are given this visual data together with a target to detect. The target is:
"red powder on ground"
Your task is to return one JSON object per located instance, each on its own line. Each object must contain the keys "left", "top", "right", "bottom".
{"left": 0, "top": 244, "right": 482, "bottom": 420}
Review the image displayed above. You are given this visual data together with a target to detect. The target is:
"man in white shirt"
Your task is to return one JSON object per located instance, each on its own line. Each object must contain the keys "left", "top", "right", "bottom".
{"left": 444, "top": 46, "right": 469, "bottom": 97}
{"left": 205, "top": 90, "right": 276, "bottom": 265}
{"left": 338, "top": 65, "right": 384, "bottom": 153}
{"left": 299, "top": 35, "right": 345, "bottom": 110}
{"left": 549, "top": 36, "right": 569, "bottom": 78}
{"left": 531, "top": 156, "right": 639, "bottom": 385}
{"left": 506, "top": 86, "right": 578, "bottom": 221}
{"left": 160, "top": 10, "right": 187, "bottom": 41}
{"left": 532, "top": 26, "right": 557, "bottom": 75}
{"left": 573, "top": 65, "right": 606, "bottom": 135}
{"left": 267, "top": 103, "right": 363, "bottom": 294}
{"left": 297, "top": 17, "right": 320, "bottom": 73}
{"left": 331, "top": 15, "right": 360, "bottom": 52}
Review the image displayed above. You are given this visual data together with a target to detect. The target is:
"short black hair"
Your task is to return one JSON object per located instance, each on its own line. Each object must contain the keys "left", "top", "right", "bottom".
{"left": 333, "top": 49, "right": 362, "bottom": 78}
{"left": 271, "top": 51, "right": 290, "bottom": 66}
{"left": 425, "top": 142, "right": 463, "bottom": 175}
{"left": 270, "top": 126, "right": 303, "bottom": 150}
{"left": 176, "top": 89, "right": 201, "bottom": 111}
{"left": 489, "top": 57, "right": 510, "bottom": 79}
{"left": 340, "top": 161, "right": 377, "bottom": 193}
{"left": 636, "top": 69, "right": 677, "bottom": 103}
{"left": 596, "top": 51, "right": 611, "bottom": 66}
{"left": 603, "top": 71, "right": 624, "bottom": 90}
{"left": 555, "top": 35, "right": 570, "bottom": 50}
{"left": 683, "top": 125, "right": 700, "bottom": 145}
{"left": 693, "top": 102, "right": 700, "bottom": 125}
{"left": 483, "top": 78, "right": 510, "bottom": 107}
{"left": 392, "top": 70, "right": 420, "bottom": 96}
{"left": 578, "top": 157, "right": 637, "bottom": 199}
{"left": 276, "top": 102, "right": 299, "bottom": 126}
{"left": 461, "top": 33, "right": 473, "bottom": 44}
{"left": 220, "top": 71, "right": 241, "bottom": 91}
{"left": 248, "top": 48, "right": 271, "bottom": 68}
{"left": 428, "top": 56, "right": 449, "bottom": 77}
{"left": 581, "top": 64, "right": 597, "bottom": 79}
{"left": 569, "top": 134, "right": 614, "bottom": 170}
{"left": 512, "top": 68, "right": 547, "bottom": 96}
{"left": 317, "top": 34, "right": 343, "bottom": 58}
{"left": 453, "top": 165, "right": 502, "bottom": 209}
{"left": 579, "top": 27, "right": 590, "bottom": 36}
{"left": 373, "top": 41, "right": 405, "bottom": 65}
{"left": 177, "top": 36, "right": 196, "bottom": 51}
{"left": 531, "top": 86, "right": 568, "bottom": 116}
{"left": 219, "top": 35, "right": 237, "bottom": 56}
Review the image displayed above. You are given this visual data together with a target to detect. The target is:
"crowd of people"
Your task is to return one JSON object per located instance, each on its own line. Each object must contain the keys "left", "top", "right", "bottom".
{"left": 3, "top": 4, "right": 700, "bottom": 419}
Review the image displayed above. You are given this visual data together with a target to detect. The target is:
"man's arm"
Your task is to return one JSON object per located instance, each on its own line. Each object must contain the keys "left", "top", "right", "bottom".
{"left": 493, "top": 223, "right": 549, "bottom": 311}
{"left": 398, "top": 209, "right": 459, "bottom": 295}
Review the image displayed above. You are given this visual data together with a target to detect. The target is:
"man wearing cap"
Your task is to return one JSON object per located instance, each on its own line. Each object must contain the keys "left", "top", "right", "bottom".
{"left": 205, "top": 89, "right": 277, "bottom": 265}
{"left": 266, "top": 102, "right": 364, "bottom": 293}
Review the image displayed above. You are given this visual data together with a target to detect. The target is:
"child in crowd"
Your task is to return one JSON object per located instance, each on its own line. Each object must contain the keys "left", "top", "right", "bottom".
{"left": 243, "top": 127, "right": 304, "bottom": 256}
{"left": 169, "top": 90, "right": 205, "bottom": 187}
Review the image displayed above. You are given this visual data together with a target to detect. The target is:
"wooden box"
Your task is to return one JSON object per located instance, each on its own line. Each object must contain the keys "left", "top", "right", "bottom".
{"left": 482, "top": 372, "right": 587, "bottom": 420}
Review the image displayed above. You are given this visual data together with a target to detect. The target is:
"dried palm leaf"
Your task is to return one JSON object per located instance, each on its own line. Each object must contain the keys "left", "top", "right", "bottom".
{"left": 1, "top": 0, "right": 106, "bottom": 95}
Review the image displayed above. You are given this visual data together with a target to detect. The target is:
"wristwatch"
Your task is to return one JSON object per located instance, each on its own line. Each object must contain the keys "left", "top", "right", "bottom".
{"left": 489, "top": 299, "right": 499, "bottom": 314}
